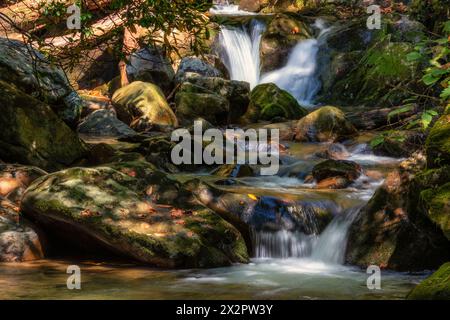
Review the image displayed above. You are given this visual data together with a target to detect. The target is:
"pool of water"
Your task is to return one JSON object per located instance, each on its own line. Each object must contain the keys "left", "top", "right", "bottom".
{"left": 0, "top": 258, "right": 427, "bottom": 300}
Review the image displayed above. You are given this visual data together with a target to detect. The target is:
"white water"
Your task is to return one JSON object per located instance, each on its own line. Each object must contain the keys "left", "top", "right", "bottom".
{"left": 260, "top": 39, "right": 321, "bottom": 106}
{"left": 253, "top": 207, "right": 360, "bottom": 264}
{"left": 218, "top": 11, "right": 328, "bottom": 105}
{"left": 219, "top": 20, "right": 266, "bottom": 89}
{"left": 210, "top": 1, "right": 256, "bottom": 16}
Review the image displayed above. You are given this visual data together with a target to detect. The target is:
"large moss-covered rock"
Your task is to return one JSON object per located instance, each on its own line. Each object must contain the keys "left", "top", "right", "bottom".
{"left": 346, "top": 166, "right": 450, "bottom": 271}
{"left": 242, "top": 83, "right": 308, "bottom": 123}
{"left": 260, "top": 14, "right": 312, "bottom": 72}
{"left": 175, "top": 91, "right": 229, "bottom": 125}
{"left": 0, "top": 81, "right": 87, "bottom": 171}
{"left": 0, "top": 38, "right": 82, "bottom": 125}
{"left": 294, "top": 106, "right": 356, "bottom": 142}
{"left": 21, "top": 164, "right": 249, "bottom": 268}
{"left": 112, "top": 81, "right": 178, "bottom": 130}
{"left": 426, "top": 113, "right": 450, "bottom": 168}
{"left": 407, "top": 262, "right": 450, "bottom": 300}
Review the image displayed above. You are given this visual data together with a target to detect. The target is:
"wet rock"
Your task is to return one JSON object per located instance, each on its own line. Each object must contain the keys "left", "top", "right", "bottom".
{"left": 294, "top": 106, "right": 356, "bottom": 142}
{"left": 112, "top": 81, "right": 178, "bottom": 131}
{"left": 0, "top": 80, "right": 87, "bottom": 171}
{"left": 77, "top": 109, "right": 137, "bottom": 138}
{"left": 0, "top": 198, "right": 44, "bottom": 262}
{"left": 426, "top": 113, "right": 450, "bottom": 168}
{"left": 126, "top": 47, "right": 175, "bottom": 95}
{"left": 346, "top": 166, "right": 450, "bottom": 271}
{"left": 242, "top": 83, "right": 308, "bottom": 123}
{"left": 184, "top": 76, "right": 250, "bottom": 123}
{"left": 0, "top": 38, "right": 83, "bottom": 125}
{"left": 212, "top": 164, "right": 255, "bottom": 178}
{"left": 185, "top": 180, "right": 337, "bottom": 236}
{"left": 407, "top": 262, "right": 450, "bottom": 300}
{"left": 21, "top": 164, "right": 249, "bottom": 268}
{"left": 312, "top": 159, "right": 362, "bottom": 189}
{"left": 316, "top": 143, "right": 350, "bottom": 160}
{"left": 260, "top": 14, "right": 312, "bottom": 72}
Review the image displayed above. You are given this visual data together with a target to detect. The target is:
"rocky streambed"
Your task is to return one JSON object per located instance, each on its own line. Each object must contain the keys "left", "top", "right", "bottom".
{"left": 0, "top": 3, "right": 449, "bottom": 300}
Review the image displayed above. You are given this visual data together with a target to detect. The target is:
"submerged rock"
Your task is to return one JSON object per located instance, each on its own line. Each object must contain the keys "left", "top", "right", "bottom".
{"left": 21, "top": 164, "right": 249, "bottom": 268}
{"left": 112, "top": 81, "right": 178, "bottom": 130}
{"left": 77, "top": 109, "right": 137, "bottom": 138}
{"left": 407, "top": 262, "right": 450, "bottom": 300}
{"left": 242, "top": 83, "right": 308, "bottom": 123}
{"left": 0, "top": 81, "right": 87, "bottom": 171}
{"left": 294, "top": 106, "right": 356, "bottom": 142}
{"left": 0, "top": 38, "right": 83, "bottom": 125}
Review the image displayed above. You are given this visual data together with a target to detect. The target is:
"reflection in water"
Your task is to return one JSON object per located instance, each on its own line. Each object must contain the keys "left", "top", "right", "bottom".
{"left": 0, "top": 259, "right": 427, "bottom": 300}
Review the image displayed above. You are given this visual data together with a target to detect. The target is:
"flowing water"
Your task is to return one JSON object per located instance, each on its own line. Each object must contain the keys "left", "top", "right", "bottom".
{"left": 0, "top": 6, "right": 428, "bottom": 300}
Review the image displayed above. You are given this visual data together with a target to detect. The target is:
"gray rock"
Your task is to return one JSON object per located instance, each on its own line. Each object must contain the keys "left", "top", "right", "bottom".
{"left": 126, "top": 47, "right": 175, "bottom": 95}
{"left": 78, "top": 109, "right": 137, "bottom": 138}
{"left": 175, "top": 56, "right": 223, "bottom": 83}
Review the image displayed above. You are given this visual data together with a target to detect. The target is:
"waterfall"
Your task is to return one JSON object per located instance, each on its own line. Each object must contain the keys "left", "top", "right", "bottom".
{"left": 219, "top": 20, "right": 266, "bottom": 89}
{"left": 252, "top": 207, "right": 360, "bottom": 265}
{"left": 218, "top": 16, "right": 327, "bottom": 105}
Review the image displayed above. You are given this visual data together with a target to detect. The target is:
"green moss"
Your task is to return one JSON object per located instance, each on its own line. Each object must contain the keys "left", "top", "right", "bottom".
{"left": 331, "top": 39, "right": 419, "bottom": 106}
{"left": 243, "top": 83, "right": 307, "bottom": 123}
{"left": 421, "top": 183, "right": 450, "bottom": 241}
{"left": 407, "top": 262, "right": 450, "bottom": 300}
{"left": 426, "top": 114, "right": 450, "bottom": 167}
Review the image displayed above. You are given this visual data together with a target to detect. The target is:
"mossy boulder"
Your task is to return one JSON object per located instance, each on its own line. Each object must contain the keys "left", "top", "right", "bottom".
{"left": 242, "top": 83, "right": 308, "bottom": 123}
{"left": 184, "top": 76, "right": 250, "bottom": 123}
{"left": 407, "top": 262, "right": 450, "bottom": 300}
{"left": 0, "top": 81, "right": 87, "bottom": 171}
{"left": 112, "top": 81, "right": 178, "bottom": 131}
{"left": 260, "top": 14, "right": 312, "bottom": 72}
{"left": 294, "top": 106, "right": 356, "bottom": 142}
{"left": 175, "top": 91, "right": 229, "bottom": 126}
{"left": 21, "top": 164, "right": 249, "bottom": 268}
{"left": 346, "top": 167, "right": 450, "bottom": 271}
{"left": 0, "top": 38, "right": 83, "bottom": 125}
{"left": 426, "top": 114, "right": 450, "bottom": 168}
{"left": 77, "top": 109, "right": 137, "bottom": 138}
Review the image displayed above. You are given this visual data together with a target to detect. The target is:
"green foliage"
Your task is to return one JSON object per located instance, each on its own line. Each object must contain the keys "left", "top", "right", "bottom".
{"left": 370, "top": 131, "right": 406, "bottom": 149}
